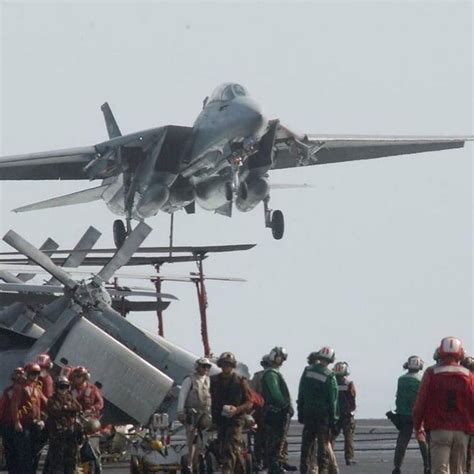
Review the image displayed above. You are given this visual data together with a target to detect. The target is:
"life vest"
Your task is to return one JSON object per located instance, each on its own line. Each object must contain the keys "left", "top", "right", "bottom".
{"left": 337, "top": 378, "right": 355, "bottom": 417}
{"left": 184, "top": 374, "right": 211, "bottom": 412}
{"left": 72, "top": 382, "right": 103, "bottom": 417}
{"left": 210, "top": 372, "right": 249, "bottom": 424}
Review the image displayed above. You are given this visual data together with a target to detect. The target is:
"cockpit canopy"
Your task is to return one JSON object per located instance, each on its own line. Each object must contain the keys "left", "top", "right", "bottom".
{"left": 208, "top": 83, "right": 248, "bottom": 103}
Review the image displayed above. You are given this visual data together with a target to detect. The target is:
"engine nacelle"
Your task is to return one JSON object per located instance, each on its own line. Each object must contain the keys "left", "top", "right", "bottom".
{"left": 195, "top": 176, "right": 229, "bottom": 210}
{"left": 136, "top": 183, "right": 170, "bottom": 218}
{"left": 235, "top": 176, "right": 269, "bottom": 212}
{"left": 162, "top": 179, "right": 196, "bottom": 213}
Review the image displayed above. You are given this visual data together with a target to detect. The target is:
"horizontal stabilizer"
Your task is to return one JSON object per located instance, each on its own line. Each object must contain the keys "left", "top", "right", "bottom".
{"left": 13, "top": 185, "right": 108, "bottom": 213}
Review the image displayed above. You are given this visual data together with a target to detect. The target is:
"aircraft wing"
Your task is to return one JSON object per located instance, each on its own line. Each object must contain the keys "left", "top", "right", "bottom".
{"left": 0, "top": 125, "right": 193, "bottom": 180}
{"left": 271, "top": 124, "right": 471, "bottom": 170}
{"left": 0, "top": 146, "right": 97, "bottom": 180}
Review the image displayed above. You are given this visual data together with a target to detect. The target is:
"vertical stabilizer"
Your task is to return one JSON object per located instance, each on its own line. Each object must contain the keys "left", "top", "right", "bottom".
{"left": 101, "top": 102, "right": 122, "bottom": 138}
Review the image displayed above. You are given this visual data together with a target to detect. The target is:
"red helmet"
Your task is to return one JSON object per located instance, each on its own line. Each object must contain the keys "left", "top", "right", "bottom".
{"left": 35, "top": 353, "right": 53, "bottom": 369}
{"left": 71, "top": 366, "right": 89, "bottom": 379}
{"left": 24, "top": 363, "right": 41, "bottom": 374}
{"left": 439, "top": 337, "right": 464, "bottom": 361}
{"left": 11, "top": 367, "right": 25, "bottom": 381}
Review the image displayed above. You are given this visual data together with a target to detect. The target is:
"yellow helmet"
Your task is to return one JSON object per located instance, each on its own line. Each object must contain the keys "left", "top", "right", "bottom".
{"left": 150, "top": 439, "right": 163, "bottom": 451}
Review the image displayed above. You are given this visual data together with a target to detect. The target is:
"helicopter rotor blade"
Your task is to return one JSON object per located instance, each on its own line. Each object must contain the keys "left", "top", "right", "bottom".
{"left": 3, "top": 230, "right": 77, "bottom": 291}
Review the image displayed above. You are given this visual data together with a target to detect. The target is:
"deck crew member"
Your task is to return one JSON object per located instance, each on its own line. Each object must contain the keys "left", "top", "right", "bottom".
{"left": 250, "top": 354, "right": 271, "bottom": 471}
{"left": 298, "top": 346, "right": 339, "bottom": 474}
{"left": 413, "top": 337, "right": 474, "bottom": 474}
{"left": 391, "top": 355, "right": 429, "bottom": 474}
{"left": 210, "top": 352, "right": 252, "bottom": 474}
{"left": 177, "top": 357, "right": 212, "bottom": 473}
{"left": 0, "top": 367, "right": 25, "bottom": 474}
{"left": 35, "top": 353, "right": 54, "bottom": 399}
{"left": 43, "top": 376, "right": 82, "bottom": 474}
{"left": 11, "top": 362, "right": 47, "bottom": 474}
{"left": 261, "top": 346, "right": 296, "bottom": 473}
{"left": 70, "top": 366, "right": 104, "bottom": 420}
{"left": 70, "top": 366, "right": 104, "bottom": 474}
{"left": 332, "top": 361, "right": 357, "bottom": 466}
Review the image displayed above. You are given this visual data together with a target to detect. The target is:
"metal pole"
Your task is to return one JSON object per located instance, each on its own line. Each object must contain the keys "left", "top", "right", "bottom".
{"left": 195, "top": 256, "right": 211, "bottom": 357}
{"left": 169, "top": 213, "right": 174, "bottom": 258}
{"left": 154, "top": 265, "right": 164, "bottom": 337}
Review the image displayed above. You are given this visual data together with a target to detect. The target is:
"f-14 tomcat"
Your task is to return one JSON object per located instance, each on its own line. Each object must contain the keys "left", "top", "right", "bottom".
{"left": 0, "top": 83, "right": 470, "bottom": 246}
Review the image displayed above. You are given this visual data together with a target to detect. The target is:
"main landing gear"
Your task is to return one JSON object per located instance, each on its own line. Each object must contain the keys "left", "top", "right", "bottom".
{"left": 264, "top": 197, "right": 284, "bottom": 240}
{"left": 113, "top": 220, "right": 128, "bottom": 248}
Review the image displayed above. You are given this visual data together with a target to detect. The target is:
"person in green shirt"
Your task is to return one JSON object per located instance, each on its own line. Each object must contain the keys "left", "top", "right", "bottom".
{"left": 392, "top": 355, "right": 429, "bottom": 474}
{"left": 298, "top": 346, "right": 339, "bottom": 474}
{"left": 261, "top": 346, "right": 296, "bottom": 473}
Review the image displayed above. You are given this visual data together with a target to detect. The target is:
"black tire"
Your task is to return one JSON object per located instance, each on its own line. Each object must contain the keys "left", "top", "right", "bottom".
{"left": 113, "top": 219, "right": 127, "bottom": 248}
{"left": 238, "top": 182, "right": 248, "bottom": 200}
{"left": 225, "top": 182, "right": 233, "bottom": 201}
{"left": 271, "top": 210, "right": 284, "bottom": 240}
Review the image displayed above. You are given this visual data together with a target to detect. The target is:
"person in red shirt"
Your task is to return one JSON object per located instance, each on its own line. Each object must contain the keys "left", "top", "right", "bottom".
{"left": 70, "top": 366, "right": 104, "bottom": 474}
{"left": 413, "top": 337, "right": 474, "bottom": 474}
{"left": 11, "top": 363, "right": 47, "bottom": 474}
{"left": 35, "top": 353, "right": 54, "bottom": 399}
{"left": 0, "top": 367, "right": 25, "bottom": 474}
{"left": 70, "top": 366, "right": 104, "bottom": 419}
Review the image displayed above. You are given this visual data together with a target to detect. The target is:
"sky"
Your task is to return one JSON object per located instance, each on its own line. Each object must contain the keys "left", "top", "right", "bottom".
{"left": 0, "top": 1, "right": 472, "bottom": 418}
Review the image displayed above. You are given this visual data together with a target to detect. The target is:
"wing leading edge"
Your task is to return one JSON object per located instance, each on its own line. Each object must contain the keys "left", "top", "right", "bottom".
{"left": 272, "top": 125, "right": 471, "bottom": 170}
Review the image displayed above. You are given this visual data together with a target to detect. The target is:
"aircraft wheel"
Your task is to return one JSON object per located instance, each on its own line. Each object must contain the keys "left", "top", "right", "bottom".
{"left": 271, "top": 210, "right": 284, "bottom": 240}
{"left": 113, "top": 219, "right": 127, "bottom": 248}
{"left": 225, "top": 182, "right": 233, "bottom": 201}
{"left": 238, "top": 182, "right": 248, "bottom": 200}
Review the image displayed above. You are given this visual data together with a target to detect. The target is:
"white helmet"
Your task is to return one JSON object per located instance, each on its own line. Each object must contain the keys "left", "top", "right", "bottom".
{"left": 317, "top": 346, "right": 336, "bottom": 363}
{"left": 268, "top": 346, "right": 288, "bottom": 362}
{"left": 403, "top": 355, "right": 424, "bottom": 371}
{"left": 333, "top": 361, "right": 350, "bottom": 376}
{"left": 195, "top": 357, "right": 212, "bottom": 370}
{"left": 439, "top": 337, "right": 464, "bottom": 361}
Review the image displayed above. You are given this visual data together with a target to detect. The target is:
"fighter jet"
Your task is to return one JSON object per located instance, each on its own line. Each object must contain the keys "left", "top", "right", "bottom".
{"left": 0, "top": 83, "right": 470, "bottom": 246}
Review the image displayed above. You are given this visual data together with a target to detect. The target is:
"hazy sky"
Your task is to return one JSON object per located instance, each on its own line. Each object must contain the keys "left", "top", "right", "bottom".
{"left": 0, "top": 1, "right": 472, "bottom": 418}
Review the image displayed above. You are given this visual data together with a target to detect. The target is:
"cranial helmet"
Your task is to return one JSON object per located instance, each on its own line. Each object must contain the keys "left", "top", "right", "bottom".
{"left": 403, "top": 355, "right": 424, "bottom": 371}
{"left": 268, "top": 346, "right": 288, "bottom": 362}
{"left": 82, "top": 417, "right": 101, "bottom": 434}
{"left": 439, "top": 337, "right": 464, "bottom": 362}
{"left": 333, "top": 361, "right": 350, "bottom": 376}
{"left": 195, "top": 357, "right": 212, "bottom": 369}
{"left": 307, "top": 352, "right": 319, "bottom": 365}
{"left": 217, "top": 352, "right": 237, "bottom": 368}
{"left": 71, "top": 366, "right": 90, "bottom": 380}
{"left": 260, "top": 354, "right": 271, "bottom": 368}
{"left": 317, "top": 347, "right": 336, "bottom": 364}
{"left": 11, "top": 367, "right": 25, "bottom": 382}
{"left": 24, "top": 363, "right": 41, "bottom": 374}
{"left": 461, "top": 356, "right": 474, "bottom": 371}
{"left": 35, "top": 353, "right": 53, "bottom": 370}
{"left": 56, "top": 375, "right": 71, "bottom": 388}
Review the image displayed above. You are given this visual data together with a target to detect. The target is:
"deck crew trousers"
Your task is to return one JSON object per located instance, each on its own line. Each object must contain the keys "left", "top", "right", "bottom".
{"left": 430, "top": 429, "right": 469, "bottom": 474}
{"left": 393, "top": 415, "right": 429, "bottom": 472}
{"left": 300, "top": 416, "right": 339, "bottom": 474}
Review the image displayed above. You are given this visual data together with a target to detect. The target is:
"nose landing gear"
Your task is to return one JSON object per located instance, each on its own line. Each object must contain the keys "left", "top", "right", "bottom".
{"left": 264, "top": 197, "right": 284, "bottom": 240}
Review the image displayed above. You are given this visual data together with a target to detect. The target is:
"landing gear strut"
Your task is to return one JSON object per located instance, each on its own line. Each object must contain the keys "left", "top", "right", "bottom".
{"left": 264, "top": 197, "right": 284, "bottom": 240}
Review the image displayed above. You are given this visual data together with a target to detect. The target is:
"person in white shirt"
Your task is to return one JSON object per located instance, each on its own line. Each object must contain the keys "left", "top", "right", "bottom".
{"left": 177, "top": 357, "right": 212, "bottom": 473}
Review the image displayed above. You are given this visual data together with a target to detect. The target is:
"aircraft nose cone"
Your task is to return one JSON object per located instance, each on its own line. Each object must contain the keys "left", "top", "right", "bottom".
{"left": 234, "top": 99, "right": 266, "bottom": 137}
